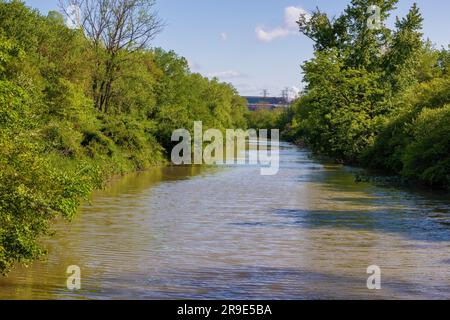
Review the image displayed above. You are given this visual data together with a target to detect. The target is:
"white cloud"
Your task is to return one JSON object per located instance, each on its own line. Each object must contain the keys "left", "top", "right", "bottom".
{"left": 255, "top": 26, "right": 290, "bottom": 43}
{"left": 256, "top": 6, "right": 310, "bottom": 42}
{"left": 221, "top": 32, "right": 228, "bottom": 41}
{"left": 289, "top": 86, "right": 301, "bottom": 100}
{"left": 207, "top": 70, "right": 244, "bottom": 79}
{"left": 188, "top": 59, "right": 201, "bottom": 72}
{"left": 284, "top": 6, "right": 310, "bottom": 29}
{"left": 291, "top": 86, "right": 300, "bottom": 95}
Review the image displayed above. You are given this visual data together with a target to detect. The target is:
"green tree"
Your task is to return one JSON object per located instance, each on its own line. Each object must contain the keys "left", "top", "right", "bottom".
{"left": 60, "top": 0, "right": 163, "bottom": 113}
{"left": 290, "top": 1, "right": 431, "bottom": 162}
{"left": 383, "top": 3, "right": 424, "bottom": 92}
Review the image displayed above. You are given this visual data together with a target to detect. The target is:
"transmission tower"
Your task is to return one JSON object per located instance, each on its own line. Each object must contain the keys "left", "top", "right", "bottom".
{"left": 281, "top": 87, "right": 290, "bottom": 103}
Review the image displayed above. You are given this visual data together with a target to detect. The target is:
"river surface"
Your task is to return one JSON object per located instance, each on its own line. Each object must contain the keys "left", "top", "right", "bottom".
{"left": 1, "top": 142, "right": 449, "bottom": 299}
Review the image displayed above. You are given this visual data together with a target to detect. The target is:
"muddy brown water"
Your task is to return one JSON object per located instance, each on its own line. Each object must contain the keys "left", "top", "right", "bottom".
{"left": 1, "top": 142, "right": 449, "bottom": 299}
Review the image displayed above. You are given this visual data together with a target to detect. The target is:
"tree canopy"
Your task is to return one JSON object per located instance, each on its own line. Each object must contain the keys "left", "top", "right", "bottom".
{"left": 285, "top": 0, "right": 449, "bottom": 188}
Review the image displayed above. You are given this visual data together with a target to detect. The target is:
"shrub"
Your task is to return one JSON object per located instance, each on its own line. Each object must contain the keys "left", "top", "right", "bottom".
{"left": 43, "top": 121, "right": 84, "bottom": 158}
{"left": 402, "top": 105, "right": 450, "bottom": 188}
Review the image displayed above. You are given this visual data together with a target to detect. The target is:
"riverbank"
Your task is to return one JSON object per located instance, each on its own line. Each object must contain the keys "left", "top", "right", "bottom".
{"left": 286, "top": 138, "right": 449, "bottom": 193}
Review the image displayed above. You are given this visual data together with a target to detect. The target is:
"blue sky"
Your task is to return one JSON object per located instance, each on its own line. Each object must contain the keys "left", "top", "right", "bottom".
{"left": 24, "top": 0, "right": 450, "bottom": 97}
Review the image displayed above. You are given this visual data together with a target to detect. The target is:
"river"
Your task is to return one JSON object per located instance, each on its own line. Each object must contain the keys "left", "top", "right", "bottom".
{"left": 0, "top": 142, "right": 449, "bottom": 299}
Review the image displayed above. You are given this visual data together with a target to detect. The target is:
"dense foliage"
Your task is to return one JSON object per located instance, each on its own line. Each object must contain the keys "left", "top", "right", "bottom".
{"left": 285, "top": 0, "right": 449, "bottom": 189}
{"left": 246, "top": 108, "right": 290, "bottom": 131}
{"left": 0, "top": 0, "right": 247, "bottom": 274}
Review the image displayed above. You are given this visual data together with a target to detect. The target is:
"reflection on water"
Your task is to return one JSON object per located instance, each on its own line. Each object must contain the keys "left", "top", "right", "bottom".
{"left": 0, "top": 142, "right": 449, "bottom": 299}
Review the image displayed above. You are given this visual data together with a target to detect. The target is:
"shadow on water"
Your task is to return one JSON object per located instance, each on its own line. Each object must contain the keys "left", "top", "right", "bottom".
{"left": 98, "top": 165, "right": 220, "bottom": 197}
{"left": 268, "top": 208, "right": 450, "bottom": 243}
{"left": 275, "top": 143, "right": 450, "bottom": 242}
{"left": 288, "top": 142, "right": 449, "bottom": 196}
